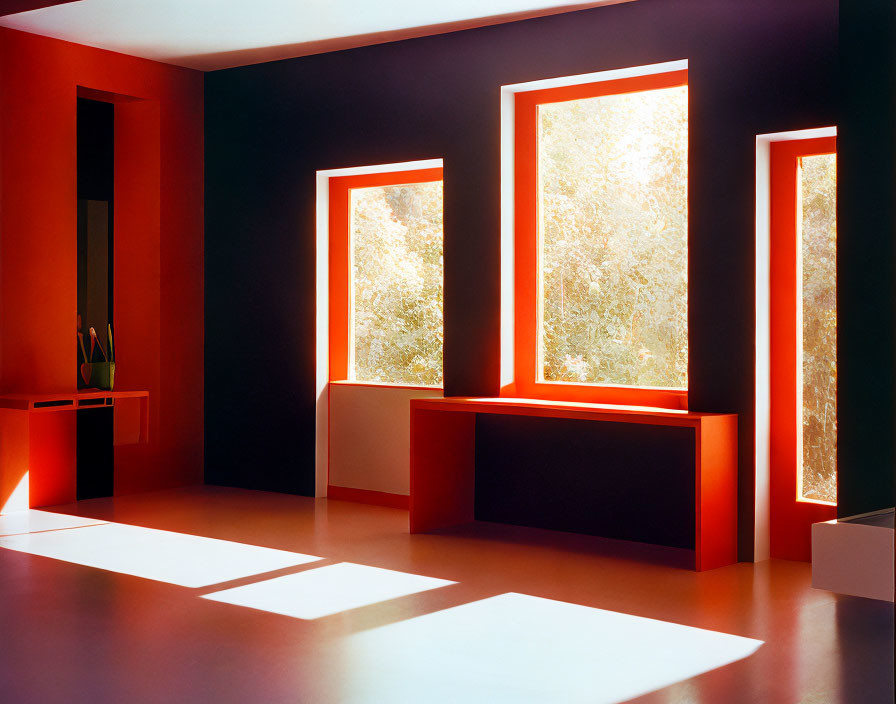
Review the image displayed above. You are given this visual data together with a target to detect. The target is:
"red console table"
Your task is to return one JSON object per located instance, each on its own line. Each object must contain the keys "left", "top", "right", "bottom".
{"left": 0, "top": 390, "right": 148, "bottom": 512}
{"left": 409, "top": 397, "right": 738, "bottom": 571}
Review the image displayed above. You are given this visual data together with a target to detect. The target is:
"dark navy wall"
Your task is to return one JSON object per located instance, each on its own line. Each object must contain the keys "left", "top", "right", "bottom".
{"left": 475, "top": 415, "right": 696, "bottom": 549}
{"left": 204, "top": 0, "right": 848, "bottom": 557}
{"left": 837, "top": 0, "right": 896, "bottom": 520}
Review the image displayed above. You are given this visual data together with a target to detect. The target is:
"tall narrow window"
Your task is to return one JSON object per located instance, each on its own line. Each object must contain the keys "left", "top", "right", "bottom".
{"left": 769, "top": 135, "right": 836, "bottom": 561}
{"left": 329, "top": 168, "right": 443, "bottom": 387}
{"left": 798, "top": 153, "right": 837, "bottom": 504}
{"left": 514, "top": 69, "right": 688, "bottom": 408}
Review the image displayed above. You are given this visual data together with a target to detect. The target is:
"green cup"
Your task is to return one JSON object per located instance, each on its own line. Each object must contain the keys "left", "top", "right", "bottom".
{"left": 80, "top": 361, "right": 115, "bottom": 390}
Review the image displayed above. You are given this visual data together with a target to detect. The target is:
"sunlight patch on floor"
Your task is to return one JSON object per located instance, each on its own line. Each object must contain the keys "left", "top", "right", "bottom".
{"left": 0, "top": 507, "right": 106, "bottom": 535}
{"left": 201, "top": 562, "right": 455, "bottom": 619}
{"left": 0, "top": 514, "right": 322, "bottom": 587}
{"left": 0, "top": 472, "right": 30, "bottom": 515}
{"left": 337, "top": 592, "right": 763, "bottom": 704}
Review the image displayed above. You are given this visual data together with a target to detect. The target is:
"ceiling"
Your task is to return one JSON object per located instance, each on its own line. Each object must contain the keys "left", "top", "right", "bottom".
{"left": 0, "top": 0, "right": 627, "bottom": 71}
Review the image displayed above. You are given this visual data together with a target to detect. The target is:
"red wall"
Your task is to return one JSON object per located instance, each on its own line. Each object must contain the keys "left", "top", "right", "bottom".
{"left": 0, "top": 27, "right": 204, "bottom": 495}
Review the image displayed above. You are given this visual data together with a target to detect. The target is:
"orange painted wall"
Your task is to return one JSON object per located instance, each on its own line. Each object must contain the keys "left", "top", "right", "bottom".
{"left": 0, "top": 27, "right": 204, "bottom": 497}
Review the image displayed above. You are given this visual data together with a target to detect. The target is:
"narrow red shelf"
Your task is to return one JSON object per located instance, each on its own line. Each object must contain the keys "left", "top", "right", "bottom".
{"left": 0, "top": 390, "right": 151, "bottom": 511}
{"left": 0, "top": 389, "right": 148, "bottom": 412}
{"left": 411, "top": 396, "right": 719, "bottom": 425}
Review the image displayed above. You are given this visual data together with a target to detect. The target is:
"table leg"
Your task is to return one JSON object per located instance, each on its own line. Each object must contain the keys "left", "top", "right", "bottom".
{"left": 410, "top": 408, "right": 476, "bottom": 533}
{"left": 28, "top": 412, "right": 77, "bottom": 508}
{"left": 138, "top": 395, "right": 149, "bottom": 444}
{"left": 695, "top": 415, "right": 739, "bottom": 570}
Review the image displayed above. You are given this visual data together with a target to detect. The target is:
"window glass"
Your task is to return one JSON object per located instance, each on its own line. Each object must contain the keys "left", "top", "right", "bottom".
{"left": 799, "top": 153, "right": 836, "bottom": 503}
{"left": 538, "top": 85, "right": 688, "bottom": 387}
{"left": 350, "top": 181, "right": 443, "bottom": 386}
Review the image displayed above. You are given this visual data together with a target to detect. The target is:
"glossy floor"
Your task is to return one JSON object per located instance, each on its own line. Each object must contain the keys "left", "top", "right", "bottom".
{"left": 0, "top": 486, "right": 892, "bottom": 703}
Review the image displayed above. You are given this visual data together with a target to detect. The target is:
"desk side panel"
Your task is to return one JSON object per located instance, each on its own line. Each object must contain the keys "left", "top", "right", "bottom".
{"left": 29, "top": 411, "right": 77, "bottom": 508}
{"left": 696, "top": 415, "right": 739, "bottom": 570}
{"left": 410, "top": 408, "right": 475, "bottom": 533}
{"left": 0, "top": 409, "right": 30, "bottom": 513}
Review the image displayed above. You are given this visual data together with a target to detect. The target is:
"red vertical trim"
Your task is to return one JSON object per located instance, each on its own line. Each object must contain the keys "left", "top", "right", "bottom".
{"left": 514, "top": 87, "right": 539, "bottom": 400}
{"left": 328, "top": 178, "right": 351, "bottom": 381}
{"left": 113, "top": 99, "right": 162, "bottom": 495}
{"left": 511, "top": 70, "right": 688, "bottom": 409}
{"left": 769, "top": 136, "right": 837, "bottom": 561}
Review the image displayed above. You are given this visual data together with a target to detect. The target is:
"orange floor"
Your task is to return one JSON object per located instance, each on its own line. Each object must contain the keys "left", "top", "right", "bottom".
{"left": 0, "top": 486, "right": 892, "bottom": 703}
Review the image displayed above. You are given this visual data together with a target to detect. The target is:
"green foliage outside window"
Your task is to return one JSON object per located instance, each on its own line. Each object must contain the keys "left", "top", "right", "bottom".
{"left": 800, "top": 154, "right": 837, "bottom": 503}
{"left": 351, "top": 182, "right": 443, "bottom": 386}
{"left": 538, "top": 85, "right": 688, "bottom": 388}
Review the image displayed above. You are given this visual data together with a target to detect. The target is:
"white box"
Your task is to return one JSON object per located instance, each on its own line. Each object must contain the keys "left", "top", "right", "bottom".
{"left": 812, "top": 509, "right": 894, "bottom": 602}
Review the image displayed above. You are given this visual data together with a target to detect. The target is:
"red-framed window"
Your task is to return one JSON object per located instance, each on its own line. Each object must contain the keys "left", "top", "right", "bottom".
{"left": 328, "top": 167, "right": 444, "bottom": 387}
{"left": 769, "top": 136, "right": 837, "bottom": 561}
{"left": 511, "top": 69, "right": 689, "bottom": 409}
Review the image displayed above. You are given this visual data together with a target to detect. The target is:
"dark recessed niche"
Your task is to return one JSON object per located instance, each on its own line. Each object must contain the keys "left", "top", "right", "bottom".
{"left": 76, "top": 406, "right": 114, "bottom": 500}
{"left": 76, "top": 95, "right": 115, "bottom": 500}
{"left": 77, "top": 97, "right": 113, "bottom": 202}
{"left": 77, "top": 97, "right": 114, "bottom": 368}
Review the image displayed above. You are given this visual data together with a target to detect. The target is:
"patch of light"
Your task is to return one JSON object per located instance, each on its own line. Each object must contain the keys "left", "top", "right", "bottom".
{"left": 201, "top": 562, "right": 455, "bottom": 619}
{"left": 0, "top": 1, "right": 628, "bottom": 70}
{"left": 337, "top": 593, "right": 763, "bottom": 704}
{"left": 0, "top": 508, "right": 106, "bottom": 536}
{"left": 0, "top": 519, "right": 322, "bottom": 587}
{"left": 1, "top": 471, "right": 30, "bottom": 515}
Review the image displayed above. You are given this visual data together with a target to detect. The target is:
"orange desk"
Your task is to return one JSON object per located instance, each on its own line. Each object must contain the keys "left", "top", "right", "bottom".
{"left": 409, "top": 397, "right": 738, "bottom": 571}
{"left": 0, "top": 390, "right": 148, "bottom": 510}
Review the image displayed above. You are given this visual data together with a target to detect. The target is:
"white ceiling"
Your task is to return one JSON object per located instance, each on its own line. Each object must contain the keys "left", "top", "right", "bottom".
{"left": 0, "top": 0, "right": 627, "bottom": 71}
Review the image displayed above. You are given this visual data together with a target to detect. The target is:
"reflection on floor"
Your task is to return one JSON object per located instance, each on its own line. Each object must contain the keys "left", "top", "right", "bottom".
{"left": 0, "top": 486, "right": 892, "bottom": 703}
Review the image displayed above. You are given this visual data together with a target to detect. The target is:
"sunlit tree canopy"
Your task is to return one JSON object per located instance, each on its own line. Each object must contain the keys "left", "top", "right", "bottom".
{"left": 800, "top": 153, "right": 837, "bottom": 504}
{"left": 351, "top": 181, "right": 443, "bottom": 386}
{"left": 538, "top": 84, "right": 688, "bottom": 388}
